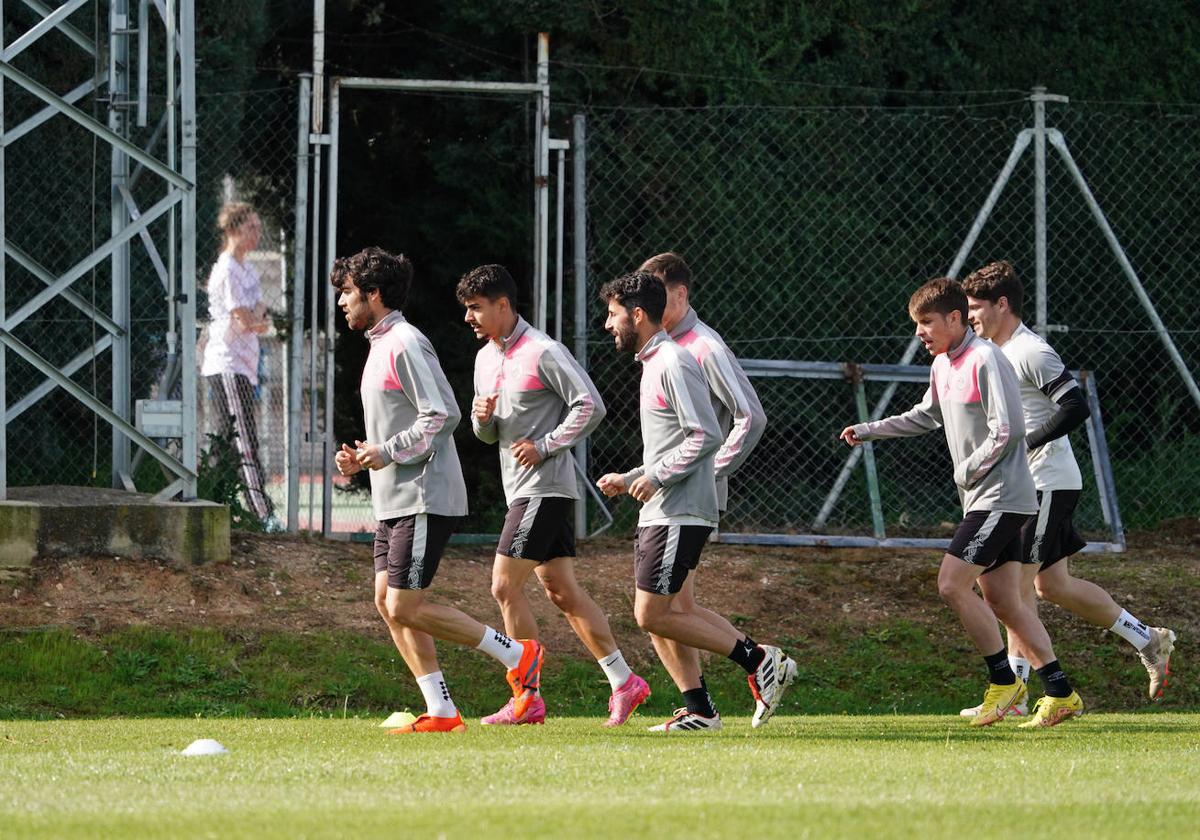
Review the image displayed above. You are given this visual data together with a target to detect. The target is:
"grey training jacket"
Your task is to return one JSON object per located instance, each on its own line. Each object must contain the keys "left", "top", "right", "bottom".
{"left": 619, "top": 330, "right": 722, "bottom": 525}
{"left": 852, "top": 329, "right": 1037, "bottom": 515}
{"left": 359, "top": 310, "right": 469, "bottom": 520}
{"left": 471, "top": 316, "right": 605, "bottom": 504}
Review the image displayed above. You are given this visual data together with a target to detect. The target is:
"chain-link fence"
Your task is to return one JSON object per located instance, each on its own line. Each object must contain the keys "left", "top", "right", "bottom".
{"left": 7, "top": 65, "right": 1198, "bottom": 543}
{"left": 193, "top": 86, "right": 302, "bottom": 529}
{"left": 580, "top": 99, "right": 1200, "bottom": 538}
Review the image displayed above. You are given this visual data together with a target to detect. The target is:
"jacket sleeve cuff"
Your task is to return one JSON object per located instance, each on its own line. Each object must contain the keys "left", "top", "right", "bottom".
{"left": 379, "top": 440, "right": 399, "bottom": 465}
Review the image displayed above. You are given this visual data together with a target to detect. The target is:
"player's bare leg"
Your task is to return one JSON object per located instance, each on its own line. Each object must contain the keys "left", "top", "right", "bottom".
{"left": 534, "top": 557, "right": 620, "bottom": 659}
{"left": 374, "top": 571, "right": 439, "bottom": 676}
{"left": 491, "top": 555, "right": 541, "bottom": 640}
{"left": 937, "top": 555, "right": 1005, "bottom": 654}
{"left": 386, "top": 587, "right": 545, "bottom": 721}
{"left": 978, "top": 562, "right": 1081, "bottom": 726}
{"left": 637, "top": 587, "right": 795, "bottom": 730}
{"left": 977, "top": 563, "right": 1056, "bottom": 667}
{"left": 1037, "top": 559, "right": 1175, "bottom": 699}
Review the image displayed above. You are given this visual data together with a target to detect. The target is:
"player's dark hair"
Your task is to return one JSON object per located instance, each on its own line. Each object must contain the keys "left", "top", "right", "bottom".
{"left": 455, "top": 264, "right": 518, "bottom": 306}
{"left": 599, "top": 271, "right": 666, "bottom": 323}
{"left": 962, "top": 260, "right": 1024, "bottom": 317}
{"left": 329, "top": 247, "right": 412, "bottom": 311}
{"left": 638, "top": 252, "right": 691, "bottom": 289}
{"left": 908, "top": 276, "right": 968, "bottom": 323}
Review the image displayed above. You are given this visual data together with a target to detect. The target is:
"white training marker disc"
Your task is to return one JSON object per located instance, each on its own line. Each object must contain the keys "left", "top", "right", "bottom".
{"left": 379, "top": 711, "right": 418, "bottom": 728}
{"left": 181, "top": 738, "right": 229, "bottom": 756}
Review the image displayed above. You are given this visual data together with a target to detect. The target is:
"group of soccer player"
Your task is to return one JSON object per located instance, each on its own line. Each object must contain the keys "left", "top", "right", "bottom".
{"left": 841, "top": 262, "right": 1175, "bottom": 727}
{"left": 331, "top": 245, "right": 1174, "bottom": 734}
{"left": 332, "top": 248, "right": 791, "bottom": 733}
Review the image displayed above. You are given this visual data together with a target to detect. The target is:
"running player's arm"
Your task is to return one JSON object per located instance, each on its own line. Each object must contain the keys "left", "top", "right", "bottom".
{"left": 954, "top": 355, "right": 1021, "bottom": 489}
{"left": 702, "top": 346, "right": 767, "bottom": 478}
{"left": 647, "top": 360, "right": 722, "bottom": 489}
{"left": 850, "top": 384, "right": 943, "bottom": 442}
{"left": 533, "top": 343, "right": 606, "bottom": 459}
{"left": 1018, "top": 343, "right": 1090, "bottom": 450}
{"left": 470, "top": 352, "right": 500, "bottom": 445}
{"left": 380, "top": 336, "right": 453, "bottom": 466}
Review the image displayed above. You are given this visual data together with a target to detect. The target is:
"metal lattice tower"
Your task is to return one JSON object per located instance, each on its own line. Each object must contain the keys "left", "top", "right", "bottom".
{"left": 0, "top": 0, "right": 198, "bottom": 499}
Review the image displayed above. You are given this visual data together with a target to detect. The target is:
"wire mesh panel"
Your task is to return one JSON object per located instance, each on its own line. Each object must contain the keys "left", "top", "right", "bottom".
{"left": 191, "top": 87, "right": 301, "bottom": 528}
{"left": 580, "top": 100, "right": 1200, "bottom": 538}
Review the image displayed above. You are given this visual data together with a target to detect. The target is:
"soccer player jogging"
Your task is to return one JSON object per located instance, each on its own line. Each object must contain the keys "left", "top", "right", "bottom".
{"left": 457, "top": 264, "right": 650, "bottom": 726}
{"left": 840, "top": 277, "right": 1084, "bottom": 729}
{"left": 332, "top": 248, "right": 543, "bottom": 734}
{"left": 960, "top": 260, "right": 1175, "bottom": 713}
{"left": 611, "top": 251, "right": 767, "bottom": 726}
{"left": 597, "top": 271, "right": 796, "bottom": 732}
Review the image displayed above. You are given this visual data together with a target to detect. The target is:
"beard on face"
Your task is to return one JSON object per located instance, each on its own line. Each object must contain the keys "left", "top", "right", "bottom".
{"left": 612, "top": 322, "right": 637, "bottom": 353}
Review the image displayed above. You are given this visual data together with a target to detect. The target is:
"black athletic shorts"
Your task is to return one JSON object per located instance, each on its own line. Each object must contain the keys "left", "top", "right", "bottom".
{"left": 496, "top": 496, "right": 575, "bottom": 563}
{"left": 947, "top": 510, "right": 1032, "bottom": 571}
{"left": 373, "top": 514, "right": 462, "bottom": 590}
{"left": 1023, "top": 489, "right": 1087, "bottom": 570}
{"left": 634, "top": 524, "right": 713, "bottom": 595}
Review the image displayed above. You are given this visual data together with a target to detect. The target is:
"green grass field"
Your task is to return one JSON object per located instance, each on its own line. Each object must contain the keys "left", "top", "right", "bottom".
{"left": 2, "top": 714, "right": 1198, "bottom": 838}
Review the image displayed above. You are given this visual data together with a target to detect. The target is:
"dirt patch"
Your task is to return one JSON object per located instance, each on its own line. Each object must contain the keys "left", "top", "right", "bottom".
{"left": 2, "top": 526, "right": 1197, "bottom": 674}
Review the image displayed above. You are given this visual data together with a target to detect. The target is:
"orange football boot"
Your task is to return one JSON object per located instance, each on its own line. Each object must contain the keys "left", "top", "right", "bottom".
{"left": 387, "top": 712, "right": 467, "bottom": 734}
{"left": 505, "top": 640, "right": 545, "bottom": 719}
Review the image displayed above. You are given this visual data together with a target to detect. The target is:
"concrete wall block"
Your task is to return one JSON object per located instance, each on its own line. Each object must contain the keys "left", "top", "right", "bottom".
{"left": 1, "top": 488, "right": 230, "bottom": 570}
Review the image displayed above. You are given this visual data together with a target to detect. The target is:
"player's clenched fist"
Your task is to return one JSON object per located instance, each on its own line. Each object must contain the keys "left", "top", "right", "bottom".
{"left": 839, "top": 426, "right": 863, "bottom": 447}
{"left": 473, "top": 393, "right": 498, "bottom": 424}
{"left": 627, "top": 475, "right": 657, "bottom": 503}
{"left": 335, "top": 443, "right": 363, "bottom": 476}
{"left": 596, "top": 473, "right": 627, "bottom": 497}
{"left": 354, "top": 439, "right": 389, "bottom": 470}
{"left": 510, "top": 438, "right": 542, "bottom": 468}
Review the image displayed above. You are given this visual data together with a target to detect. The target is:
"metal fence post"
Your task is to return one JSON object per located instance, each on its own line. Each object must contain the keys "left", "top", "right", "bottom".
{"left": 850, "top": 370, "right": 885, "bottom": 540}
{"left": 288, "top": 74, "right": 312, "bottom": 532}
{"left": 0, "top": 1, "right": 7, "bottom": 499}
{"left": 1079, "top": 371, "right": 1126, "bottom": 551}
{"left": 534, "top": 33, "right": 550, "bottom": 332}
{"left": 572, "top": 114, "right": 587, "bottom": 538}
{"left": 110, "top": 0, "right": 132, "bottom": 486}
{"left": 1033, "top": 86, "right": 1048, "bottom": 336}
{"left": 322, "top": 80, "right": 341, "bottom": 537}
{"left": 179, "top": 0, "right": 198, "bottom": 498}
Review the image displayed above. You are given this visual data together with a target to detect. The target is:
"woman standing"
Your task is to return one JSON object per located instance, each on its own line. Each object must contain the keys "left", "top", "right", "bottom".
{"left": 200, "top": 201, "right": 275, "bottom": 524}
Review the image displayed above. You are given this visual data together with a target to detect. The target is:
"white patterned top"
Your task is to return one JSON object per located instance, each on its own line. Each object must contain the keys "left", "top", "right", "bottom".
{"left": 201, "top": 252, "right": 262, "bottom": 384}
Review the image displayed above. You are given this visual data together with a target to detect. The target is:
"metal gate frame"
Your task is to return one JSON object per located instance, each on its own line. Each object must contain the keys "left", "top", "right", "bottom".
{"left": 719, "top": 359, "right": 1126, "bottom": 552}
{"left": 303, "top": 33, "right": 610, "bottom": 539}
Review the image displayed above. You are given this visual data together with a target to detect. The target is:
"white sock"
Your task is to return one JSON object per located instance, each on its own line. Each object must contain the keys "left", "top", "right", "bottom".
{"left": 415, "top": 671, "right": 457, "bottom": 718}
{"left": 476, "top": 626, "right": 524, "bottom": 669}
{"left": 598, "top": 649, "right": 633, "bottom": 691}
{"left": 1008, "top": 655, "right": 1031, "bottom": 683}
{"left": 1110, "top": 609, "right": 1153, "bottom": 650}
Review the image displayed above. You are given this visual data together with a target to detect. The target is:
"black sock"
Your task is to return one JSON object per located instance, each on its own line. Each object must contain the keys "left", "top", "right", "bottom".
{"left": 682, "top": 684, "right": 717, "bottom": 717}
{"left": 699, "top": 675, "right": 716, "bottom": 714}
{"left": 1036, "top": 660, "right": 1072, "bottom": 698}
{"left": 984, "top": 649, "right": 1017, "bottom": 685}
{"left": 742, "top": 634, "right": 758, "bottom": 650}
{"left": 728, "top": 639, "right": 765, "bottom": 675}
